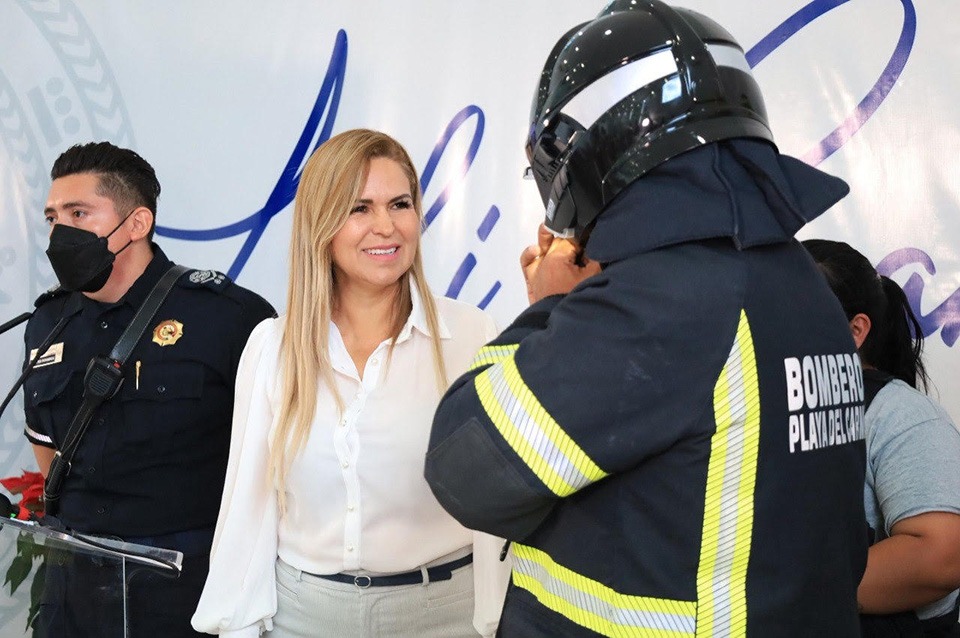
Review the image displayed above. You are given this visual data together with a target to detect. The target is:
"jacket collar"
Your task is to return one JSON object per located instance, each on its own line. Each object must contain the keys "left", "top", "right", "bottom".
{"left": 586, "top": 140, "right": 850, "bottom": 263}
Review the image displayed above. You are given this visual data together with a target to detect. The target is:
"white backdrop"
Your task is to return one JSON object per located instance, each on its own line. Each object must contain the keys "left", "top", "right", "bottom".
{"left": 1, "top": 0, "right": 957, "bottom": 497}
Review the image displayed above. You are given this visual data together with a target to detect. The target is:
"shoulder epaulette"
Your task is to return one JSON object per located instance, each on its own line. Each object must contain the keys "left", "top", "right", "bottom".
{"left": 178, "top": 268, "right": 275, "bottom": 317}
{"left": 33, "top": 284, "right": 70, "bottom": 308}
{"left": 178, "top": 269, "right": 232, "bottom": 292}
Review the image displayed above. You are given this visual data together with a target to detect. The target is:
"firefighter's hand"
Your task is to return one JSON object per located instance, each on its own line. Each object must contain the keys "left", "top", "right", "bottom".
{"left": 520, "top": 225, "right": 555, "bottom": 303}
{"left": 520, "top": 225, "right": 601, "bottom": 303}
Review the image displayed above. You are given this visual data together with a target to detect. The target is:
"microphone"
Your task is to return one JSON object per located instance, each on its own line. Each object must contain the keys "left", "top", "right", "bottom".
{"left": 0, "top": 312, "right": 32, "bottom": 337}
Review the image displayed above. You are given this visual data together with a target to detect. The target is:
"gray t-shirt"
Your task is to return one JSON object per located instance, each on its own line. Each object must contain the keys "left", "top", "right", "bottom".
{"left": 865, "top": 379, "right": 960, "bottom": 620}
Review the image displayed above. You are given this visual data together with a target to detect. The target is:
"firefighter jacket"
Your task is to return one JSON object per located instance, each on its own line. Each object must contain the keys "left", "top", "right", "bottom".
{"left": 426, "top": 140, "right": 868, "bottom": 637}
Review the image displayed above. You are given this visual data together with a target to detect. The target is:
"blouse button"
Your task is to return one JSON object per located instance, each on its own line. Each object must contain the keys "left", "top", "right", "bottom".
{"left": 100, "top": 321, "right": 108, "bottom": 329}
{"left": 157, "top": 385, "right": 166, "bottom": 394}
{"left": 341, "top": 461, "right": 349, "bottom": 468}
{"left": 347, "top": 546, "right": 354, "bottom": 552}
{"left": 347, "top": 504, "right": 355, "bottom": 512}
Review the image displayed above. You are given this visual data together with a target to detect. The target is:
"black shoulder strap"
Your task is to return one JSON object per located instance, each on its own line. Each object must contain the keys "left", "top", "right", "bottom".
{"left": 108, "top": 265, "right": 189, "bottom": 363}
{"left": 43, "top": 265, "right": 189, "bottom": 516}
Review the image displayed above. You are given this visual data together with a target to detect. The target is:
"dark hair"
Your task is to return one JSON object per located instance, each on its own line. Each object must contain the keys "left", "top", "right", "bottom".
{"left": 802, "top": 239, "right": 928, "bottom": 391}
{"left": 50, "top": 142, "right": 161, "bottom": 239}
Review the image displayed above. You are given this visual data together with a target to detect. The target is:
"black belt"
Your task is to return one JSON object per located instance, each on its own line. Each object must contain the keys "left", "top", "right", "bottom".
{"left": 313, "top": 553, "right": 472, "bottom": 588}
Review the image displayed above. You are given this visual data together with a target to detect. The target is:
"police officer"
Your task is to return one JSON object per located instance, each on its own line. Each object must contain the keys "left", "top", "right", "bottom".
{"left": 426, "top": 2, "right": 868, "bottom": 636}
{"left": 23, "top": 141, "right": 275, "bottom": 637}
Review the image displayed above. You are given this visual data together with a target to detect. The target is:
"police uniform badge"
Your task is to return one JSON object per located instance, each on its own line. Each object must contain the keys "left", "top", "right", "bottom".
{"left": 152, "top": 319, "right": 184, "bottom": 346}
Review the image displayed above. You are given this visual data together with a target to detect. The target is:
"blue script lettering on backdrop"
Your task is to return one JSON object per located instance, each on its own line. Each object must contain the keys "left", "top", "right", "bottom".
{"left": 749, "top": 0, "right": 959, "bottom": 341}
{"left": 156, "top": 31, "right": 347, "bottom": 278}
{"left": 877, "top": 249, "right": 960, "bottom": 348}
{"left": 747, "top": 0, "right": 915, "bottom": 165}
{"left": 155, "top": 0, "right": 957, "bottom": 342}
{"left": 155, "top": 29, "right": 504, "bottom": 309}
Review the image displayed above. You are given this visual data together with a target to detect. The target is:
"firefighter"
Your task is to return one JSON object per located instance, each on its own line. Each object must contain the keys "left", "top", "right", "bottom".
{"left": 425, "top": 1, "right": 868, "bottom": 636}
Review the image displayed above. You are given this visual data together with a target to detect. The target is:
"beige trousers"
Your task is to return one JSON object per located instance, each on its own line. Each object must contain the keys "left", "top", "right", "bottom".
{"left": 268, "top": 558, "right": 480, "bottom": 638}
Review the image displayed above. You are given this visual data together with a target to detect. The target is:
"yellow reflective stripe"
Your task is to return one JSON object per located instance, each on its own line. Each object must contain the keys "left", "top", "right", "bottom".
{"left": 512, "top": 544, "right": 697, "bottom": 637}
{"left": 469, "top": 344, "right": 519, "bottom": 370}
{"left": 474, "top": 354, "right": 608, "bottom": 497}
{"left": 697, "top": 310, "right": 760, "bottom": 637}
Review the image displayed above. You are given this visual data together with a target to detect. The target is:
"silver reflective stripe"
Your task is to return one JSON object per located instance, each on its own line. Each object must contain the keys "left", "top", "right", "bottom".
{"left": 559, "top": 48, "right": 677, "bottom": 130}
{"left": 469, "top": 344, "right": 519, "bottom": 370}
{"left": 485, "top": 362, "right": 594, "bottom": 493}
{"left": 710, "top": 336, "right": 747, "bottom": 634}
{"left": 706, "top": 43, "right": 753, "bottom": 75}
{"left": 696, "top": 310, "right": 760, "bottom": 637}
{"left": 513, "top": 547, "right": 697, "bottom": 635}
{"left": 25, "top": 425, "right": 53, "bottom": 444}
{"left": 559, "top": 43, "right": 754, "bottom": 132}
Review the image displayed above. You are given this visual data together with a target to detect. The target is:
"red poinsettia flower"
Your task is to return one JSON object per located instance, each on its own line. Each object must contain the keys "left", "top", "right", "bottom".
{"left": 1, "top": 470, "right": 44, "bottom": 520}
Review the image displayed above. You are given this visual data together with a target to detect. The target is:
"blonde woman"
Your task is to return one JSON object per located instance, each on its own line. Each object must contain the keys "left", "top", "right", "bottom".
{"left": 191, "top": 130, "right": 507, "bottom": 637}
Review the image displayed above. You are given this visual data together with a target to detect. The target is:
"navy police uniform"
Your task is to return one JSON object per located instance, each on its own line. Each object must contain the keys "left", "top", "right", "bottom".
{"left": 426, "top": 141, "right": 869, "bottom": 637}
{"left": 23, "top": 244, "right": 275, "bottom": 637}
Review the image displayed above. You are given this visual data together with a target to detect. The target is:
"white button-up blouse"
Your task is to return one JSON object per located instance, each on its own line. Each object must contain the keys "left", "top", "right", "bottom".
{"left": 192, "top": 291, "right": 507, "bottom": 637}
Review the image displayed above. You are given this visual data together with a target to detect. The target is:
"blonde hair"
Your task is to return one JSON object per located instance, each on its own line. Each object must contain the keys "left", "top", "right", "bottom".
{"left": 271, "top": 129, "right": 448, "bottom": 502}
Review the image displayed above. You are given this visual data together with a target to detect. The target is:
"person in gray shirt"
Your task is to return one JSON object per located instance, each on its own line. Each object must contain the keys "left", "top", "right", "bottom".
{"left": 806, "top": 239, "right": 960, "bottom": 637}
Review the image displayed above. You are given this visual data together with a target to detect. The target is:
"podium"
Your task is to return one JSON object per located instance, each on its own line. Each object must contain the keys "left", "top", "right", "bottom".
{"left": 0, "top": 517, "right": 182, "bottom": 637}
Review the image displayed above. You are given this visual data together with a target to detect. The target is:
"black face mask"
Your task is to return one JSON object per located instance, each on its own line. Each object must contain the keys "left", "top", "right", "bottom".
{"left": 45, "top": 215, "right": 133, "bottom": 293}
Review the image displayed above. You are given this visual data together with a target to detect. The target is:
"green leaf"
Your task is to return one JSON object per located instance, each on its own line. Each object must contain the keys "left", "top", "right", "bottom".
{"left": 15, "top": 532, "right": 32, "bottom": 559}
{"left": 6, "top": 553, "right": 34, "bottom": 594}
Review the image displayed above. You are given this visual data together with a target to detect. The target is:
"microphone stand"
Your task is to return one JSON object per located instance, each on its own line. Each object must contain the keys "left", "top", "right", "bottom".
{"left": 0, "top": 284, "right": 65, "bottom": 337}
{"left": 0, "top": 312, "right": 32, "bottom": 337}
{"left": 0, "top": 293, "right": 79, "bottom": 422}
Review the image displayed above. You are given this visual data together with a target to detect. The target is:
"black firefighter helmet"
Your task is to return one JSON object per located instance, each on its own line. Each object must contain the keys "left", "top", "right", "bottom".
{"left": 526, "top": 0, "right": 776, "bottom": 242}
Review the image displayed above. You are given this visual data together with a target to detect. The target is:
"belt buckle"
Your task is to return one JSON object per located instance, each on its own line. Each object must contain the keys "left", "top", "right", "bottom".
{"left": 353, "top": 574, "right": 372, "bottom": 589}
